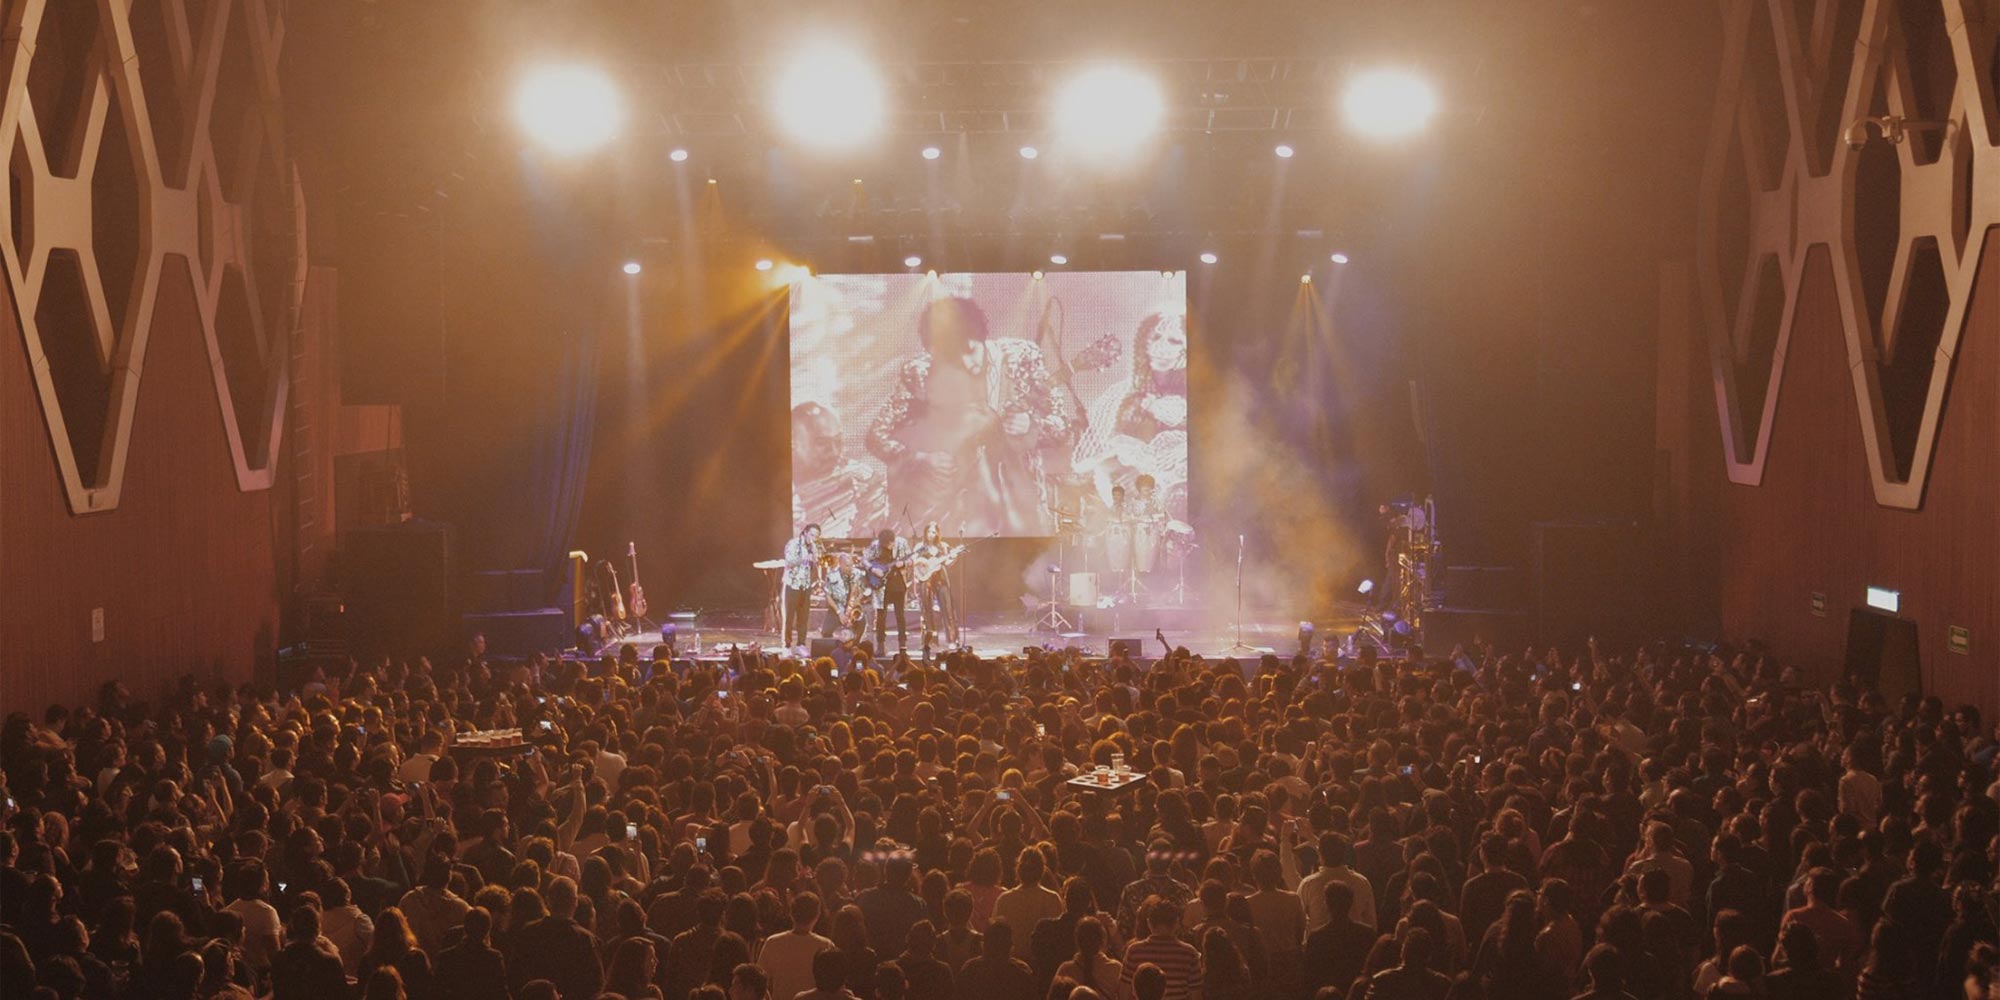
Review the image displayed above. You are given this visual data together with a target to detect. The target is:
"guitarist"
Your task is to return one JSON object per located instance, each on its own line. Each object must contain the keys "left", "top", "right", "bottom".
{"left": 865, "top": 296, "right": 1073, "bottom": 535}
{"left": 913, "top": 522, "right": 959, "bottom": 647}
{"left": 863, "top": 527, "right": 912, "bottom": 654}
{"left": 782, "top": 523, "right": 822, "bottom": 648}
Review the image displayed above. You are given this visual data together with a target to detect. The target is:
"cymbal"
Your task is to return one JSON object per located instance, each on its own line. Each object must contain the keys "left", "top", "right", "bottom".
{"left": 752, "top": 559, "right": 786, "bottom": 570}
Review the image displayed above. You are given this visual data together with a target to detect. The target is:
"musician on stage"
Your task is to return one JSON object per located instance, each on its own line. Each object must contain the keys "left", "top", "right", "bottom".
{"left": 1131, "top": 474, "right": 1165, "bottom": 521}
{"left": 782, "top": 523, "right": 822, "bottom": 648}
{"left": 822, "top": 552, "right": 868, "bottom": 639}
{"left": 864, "top": 527, "right": 912, "bottom": 653}
{"left": 913, "top": 521, "right": 959, "bottom": 647}
{"left": 865, "top": 296, "right": 1072, "bottom": 535}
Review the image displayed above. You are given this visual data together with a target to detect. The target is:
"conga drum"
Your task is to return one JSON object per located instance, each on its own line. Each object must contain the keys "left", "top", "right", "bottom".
{"left": 1133, "top": 519, "right": 1161, "bottom": 573}
{"left": 1103, "top": 519, "right": 1132, "bottom": 574}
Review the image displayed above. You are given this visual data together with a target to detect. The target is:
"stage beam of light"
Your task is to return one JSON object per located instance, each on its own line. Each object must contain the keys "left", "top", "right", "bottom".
{"left": 770, "top": 43, "right": 886, "bottom": 152}
{"left": 1052, "top": 65, "right": 1165, "bottom": 162}
{"left": 513, "top": 64, "right": 624, "bottom": 155}
{"left": 1341, "top": 68, "right": 1439, "bottom": 140}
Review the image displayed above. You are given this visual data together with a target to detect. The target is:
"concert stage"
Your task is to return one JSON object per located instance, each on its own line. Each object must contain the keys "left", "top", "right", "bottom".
{"left": 593, "top": 606, "right": 1365, "bottom": 663}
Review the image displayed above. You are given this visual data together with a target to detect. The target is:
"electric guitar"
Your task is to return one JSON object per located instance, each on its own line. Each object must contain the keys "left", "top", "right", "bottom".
{"left": 626, "top": 542, "right": 648, "bottom": 620}
{"left": 910, "top": 543, "right": 968, "bottom": 584}
{"left": 864, "top": 552, "right": 913, "bottom": 591}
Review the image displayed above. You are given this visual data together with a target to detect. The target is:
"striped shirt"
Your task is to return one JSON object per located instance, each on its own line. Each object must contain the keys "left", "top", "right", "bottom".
{"left": 1120, "top": 935, "right": 1204, "bottom": 1000}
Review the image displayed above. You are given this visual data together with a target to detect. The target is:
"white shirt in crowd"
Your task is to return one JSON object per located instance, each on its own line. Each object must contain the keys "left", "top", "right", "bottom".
{"left": 1298, "top": 862, "right": 1377, "bottom": 932}
{"left": 758, "top": 927, "right": 835, "bottom": 1000}
{"left": 321, "top": 903, "right": 375, "bottom": 977}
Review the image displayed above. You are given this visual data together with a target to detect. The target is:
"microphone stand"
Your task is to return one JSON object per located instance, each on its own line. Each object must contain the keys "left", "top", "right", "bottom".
{"left": 1227, "top": 532, "right": 1256, "bottom": 653}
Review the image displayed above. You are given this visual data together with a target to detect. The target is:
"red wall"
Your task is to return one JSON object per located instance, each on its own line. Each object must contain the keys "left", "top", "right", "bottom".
{"left": 0, "top": 260, "right": 335, "bottom": 712}
{"left": 1678, "top": 239, "right": 1999, "bottom": 716}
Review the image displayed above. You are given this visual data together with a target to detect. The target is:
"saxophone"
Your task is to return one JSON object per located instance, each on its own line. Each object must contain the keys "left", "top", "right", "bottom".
{"left": 842, "top": 574, "right": 867, "bottom": 631}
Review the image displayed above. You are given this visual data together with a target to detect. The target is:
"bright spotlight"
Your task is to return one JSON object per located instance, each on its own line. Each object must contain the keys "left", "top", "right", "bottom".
{"left": 771, "top": 43, "right": 885, "bottom": 151}
{"left": 668, "top": 147, "right": 689, "bottom": 162}
{"left": 1274, "top": 143, "right": 1295, "bottom": 158}
{"left": 513, "top": 65, "right": 624, "bottom": 155}
{"left": 904, "top": 255, "right": 922, "bottom": 268}
{"left": 1342, "top": 68, "right": 1439, "bottom": 140}
{"left": 1357, "top": 579, "right": 1375, "bottom": 595}
{"left": 1019, "top": 145, "right": 1040, "bottom": 160}
{"left": 755, "top": 259, "right": 774, "bottom": 272}
{"left": 1331, "top": 252, "right": 1350, "bottom": 264}
{"left": 621, "top": 261, "right": 642, "bottom": 275}
{"left": 1199, "top": 251, "right": 1218, "bottom": 264}
{"left": 1300, "top": 273, "right": 1312, "bottom": 283}
{"left": 1049, "top": 253, "right": 1068, "bottom": 265}
{"left": 1032, "top": 270, "right": 1045, "bottom": 280}
{"left": 921, "top": 146, "right": 942, "bottom": 160}
{"left": 1053, "top": 65, "right": 1164, "bottom": 158}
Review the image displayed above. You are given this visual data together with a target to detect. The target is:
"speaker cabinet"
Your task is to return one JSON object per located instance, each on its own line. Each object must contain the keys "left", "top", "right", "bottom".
{"left": 1532, "top": 520, "right": 1646, "bottom": 647}
{"left": 342, "top": 522, "right": 452, "bottom": 656}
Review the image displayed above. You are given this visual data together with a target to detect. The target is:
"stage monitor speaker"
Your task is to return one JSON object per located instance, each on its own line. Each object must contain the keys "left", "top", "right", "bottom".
{"left": 809, "top": 637, "right": 840, "bottom": 659}
{"left": 1843, "top": 609, "right": 1921, "bottom": 701}
{"left": 1532, "top": 520, "right": 1646, "bottom": 647}
{"left": 1110, "top": 637, "right": 1147, "bottom": 659}
{"left": 1444, "top": 565, "right": 1523, "bottom": 611}
{"left": 462, "top": 609, "right": 569, "bottom": 659}
{"left": 465, "top": 569, "right": 546, "bottom": 614}
{"left": 342, "top": 522, "right": 452, "bottom": 657}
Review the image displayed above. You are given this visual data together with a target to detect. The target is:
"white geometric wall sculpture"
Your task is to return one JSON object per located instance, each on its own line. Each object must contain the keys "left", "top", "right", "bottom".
{"left": 1698, "top": 0, "right": 1999, "bottom": 509}
{"left": 0, "top": 0, "right": 304, "bottom": 514}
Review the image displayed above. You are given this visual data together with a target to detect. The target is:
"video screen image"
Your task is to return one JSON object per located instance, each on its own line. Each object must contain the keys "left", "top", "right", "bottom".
{"left": 790, "top": 271, "right": 1188, "bottom": 538}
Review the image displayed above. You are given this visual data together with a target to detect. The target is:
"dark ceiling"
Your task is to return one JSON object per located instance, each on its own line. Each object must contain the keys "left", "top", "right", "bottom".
{"left": 289, "top": 0, "right": 1710, "bottom": 273}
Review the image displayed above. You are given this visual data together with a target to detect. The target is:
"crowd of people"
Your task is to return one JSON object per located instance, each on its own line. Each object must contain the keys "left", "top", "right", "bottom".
{"left": 3, "top": 633, "right": 1999, "bottom": 1000}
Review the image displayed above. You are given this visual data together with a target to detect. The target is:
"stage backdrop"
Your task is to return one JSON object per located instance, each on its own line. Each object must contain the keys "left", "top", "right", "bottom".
{"left": 789, "top": 271, "right": 1187, "bottom": 538}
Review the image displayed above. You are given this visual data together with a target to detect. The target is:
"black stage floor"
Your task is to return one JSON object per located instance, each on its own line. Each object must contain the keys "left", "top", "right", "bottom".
{"left": 596, "top": 605, "right": 1363, "bottom": 662}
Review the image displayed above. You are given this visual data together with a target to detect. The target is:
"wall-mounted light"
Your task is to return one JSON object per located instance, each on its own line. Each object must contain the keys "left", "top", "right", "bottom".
{"left": 1844, "top": 114, "right": 1952, "bottom": 150}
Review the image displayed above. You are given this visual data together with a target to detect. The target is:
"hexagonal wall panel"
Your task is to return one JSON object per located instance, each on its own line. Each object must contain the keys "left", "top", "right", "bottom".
{"left": 1827, "top": 0, "right": 1999, "bottom": 508}
{"left": 0, "top": 0, "right": 302, "bottom": 513}
{"left": 1700, "top": 0, "right": 2000, "bottom": 510}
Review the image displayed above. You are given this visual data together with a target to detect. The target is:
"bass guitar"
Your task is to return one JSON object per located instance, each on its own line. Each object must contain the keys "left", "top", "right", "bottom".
{"left": 626, "top": 542, "right": 648, "bottom": 620}
{"left": 864, "top": 552, "right": 913, "bottom": 591}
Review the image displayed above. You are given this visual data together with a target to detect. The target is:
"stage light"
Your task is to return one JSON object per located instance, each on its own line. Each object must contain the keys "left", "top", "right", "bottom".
{"left": 707, "top": 178, "right": 718, "bottom": 185}
{"left": 1342, "top": 68, "right": 1439, "bottom": 140}
{"left": 755, "top": 259, "right": 774, "bottom": 271}
{"left": 1161, "top": 270, "right": 1173, "bottom": 279}
{"left": 904, "top": 255, "right": 922, "bottom": 268}
{"left": 1049, "top": 253, "right": 1068, "bottom": 265}
{"left": 513, "top": 64, "right": 624, "bottom": 155}
{"left": 1019, "top": 145, "right": 1040, "bottom": 160}
{"left": 1274, "top": 143, "right": 1295, "bottom": 158}
{"left": 1199, "top": 252, "right": 1218, "bottom": 264}
{"left": 1032, "top": 270, "right": 1045, "bottom": 280}
{"left": 1331, "top": 252, "right": 1350, "bottom": 264}
{"left": 1053, "top": 65, "right": 1164, "bottom": 159}
{"left": 1357, "top": 579, "right": 1375, "bottom": 594}
{"left": 921, "top": 145, "right": 942, "bottom": 160}
{"left": 771, "top": 43, "right": 885, "bottom": 151}
{"left": 621, "top": 261, "right": 642, "bottom": 275}
{"left": 1300, "top": 273, "right": 1311, "bottom": 283}
{"left": 668, "top": 147, "right": 689, "bottom": 162}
